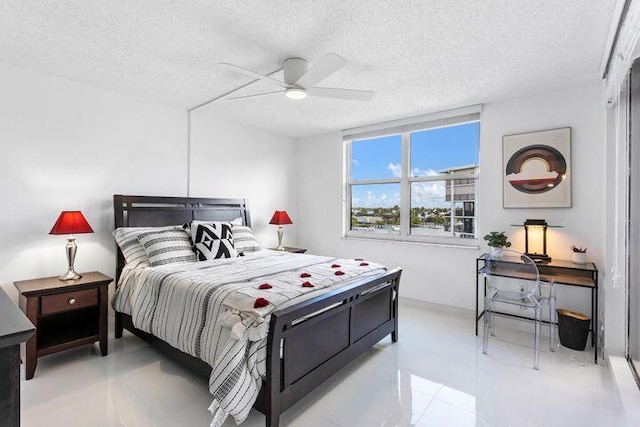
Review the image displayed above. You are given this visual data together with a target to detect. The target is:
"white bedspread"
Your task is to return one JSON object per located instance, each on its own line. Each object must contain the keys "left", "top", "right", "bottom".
{"left": 112, "top": 250, "right": 386, "bottom": 426}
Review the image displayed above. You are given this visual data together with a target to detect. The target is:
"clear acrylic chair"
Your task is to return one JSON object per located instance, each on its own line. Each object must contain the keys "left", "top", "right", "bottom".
{"left": 482, "top": 249, "right": 556, "bottom": 370}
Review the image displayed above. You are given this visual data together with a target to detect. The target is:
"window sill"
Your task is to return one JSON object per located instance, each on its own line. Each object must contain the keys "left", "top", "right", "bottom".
{"left": 342, "top": 233, "right": 479, "bottom": 250}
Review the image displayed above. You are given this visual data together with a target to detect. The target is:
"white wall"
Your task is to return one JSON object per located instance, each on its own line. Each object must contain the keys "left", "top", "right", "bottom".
{"left": 295, "top": 83, "right": 604, "bottom": 318}
{"left": 0, "top": 62, "right": 299, "bottom": 307}
{"left": 0, "top": 62, "right": 188, "bottom": 301}
{"left": 189, "top": 109, "right": 297, "bottom": 249}
{"left": 481, "top": 84, "right": 605, "bottom": 318}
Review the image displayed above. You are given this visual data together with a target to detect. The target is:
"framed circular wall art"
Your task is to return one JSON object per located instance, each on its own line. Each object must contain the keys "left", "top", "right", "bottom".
{"left": 502, "top": 127, "right": 571, "bottom": 208}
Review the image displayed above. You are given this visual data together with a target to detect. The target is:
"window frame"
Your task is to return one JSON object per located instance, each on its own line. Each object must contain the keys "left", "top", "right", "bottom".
{"left": 343, "top": 108, "right": 481, "bottom": 246}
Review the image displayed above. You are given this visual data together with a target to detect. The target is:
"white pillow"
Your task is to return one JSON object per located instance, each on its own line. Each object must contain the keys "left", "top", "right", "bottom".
{"left": 137, "top": 228, "right": 196, "bottom": 266}
{"left": 232, "top": 225, "right": 261, "bottom": 253}
{"left": 113, "top": 226, "right": 180, "bottom": 267}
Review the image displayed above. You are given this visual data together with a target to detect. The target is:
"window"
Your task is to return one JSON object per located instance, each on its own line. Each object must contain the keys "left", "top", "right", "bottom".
{"left": 344, "top": 107, "right": 480, "bottom": 244}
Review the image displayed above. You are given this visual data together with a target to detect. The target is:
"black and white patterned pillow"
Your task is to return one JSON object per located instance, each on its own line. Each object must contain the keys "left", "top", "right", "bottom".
{"left": 190, "top": 222, "right": 237, "bottom": 260}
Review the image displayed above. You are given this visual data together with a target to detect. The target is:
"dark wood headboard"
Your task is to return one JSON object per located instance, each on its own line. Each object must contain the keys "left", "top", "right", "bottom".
{"left": 113, "top": 194, "right": 251, "bottom": 283}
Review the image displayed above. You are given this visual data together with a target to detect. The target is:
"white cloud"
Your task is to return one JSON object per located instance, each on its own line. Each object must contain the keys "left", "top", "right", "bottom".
{"left": 388, "top": 163, "right": 440, "bottom": 178}
{"left": 353, "top": 165, "right": 448, "bottom": 208}
{"left": 352, "top": 190, "right": 401, "bottom": 208}
{"left": 411, "top": 181, "right": 446, "bottom": 207}
{"left": 387, "top": 162, "right": 401, "bottom": 178}
{"left": 352, "top": 159, "right": 360, "bottom": 166}
{"left": 412, "top": 167, "right": 439, "bottom": 177}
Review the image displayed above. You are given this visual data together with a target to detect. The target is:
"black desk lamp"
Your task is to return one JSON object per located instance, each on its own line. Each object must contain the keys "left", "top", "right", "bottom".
{"left": 524, "top": 219, "right": 551, "bottom": 262}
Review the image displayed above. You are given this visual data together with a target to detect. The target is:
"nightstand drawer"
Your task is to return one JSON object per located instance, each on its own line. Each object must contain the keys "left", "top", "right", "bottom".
{"left": 40, "top": 288, "right": 98, "bottom": 315}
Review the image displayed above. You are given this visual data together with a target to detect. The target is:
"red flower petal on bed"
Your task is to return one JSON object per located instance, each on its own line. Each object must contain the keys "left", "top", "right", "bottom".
{"left": 300, "top": 272, "right": 311, "bottom": 278}
{"left": 359, "top": 262, "right": 370, "bottom": 266}
{"left": 334, "top": 271, "right": 345, "bottom": 276}
{"left": 302, "top": 281, "right": 315, "bottom": 288}
{"left": 331, "top": 264, "right": 341, "bottom": 268}
{"left": 259, "top": 283, "right": 273, "bottom": 290}
{"left": 254, "top": 297, "right": 270, "bottom": 308}
{"left": 355, "top": 258, "right": 364, "bottom": 261}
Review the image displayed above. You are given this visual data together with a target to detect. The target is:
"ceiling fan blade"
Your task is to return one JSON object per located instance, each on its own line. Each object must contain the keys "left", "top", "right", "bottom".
{"left": 220, "top": 63, "right": 288, "bottom": 88}
{"left": 295, "top": 53, "right": 347, "bottom": 87}
{"left": 227, "top": 90, "right": 284, "bottom": 100}
{"left": 307, "top": 87, "right": 374, "bottom": 101}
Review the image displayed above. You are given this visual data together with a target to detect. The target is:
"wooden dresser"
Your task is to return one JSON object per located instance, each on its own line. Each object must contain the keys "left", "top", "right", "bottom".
{"left": 0, "top": 287, "right": 35, "bottom": 427}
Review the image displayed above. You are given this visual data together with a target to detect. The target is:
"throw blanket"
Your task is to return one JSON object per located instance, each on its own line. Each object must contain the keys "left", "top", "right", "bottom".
{"left": 112, "top": 250, "right": 386, "bottom": 426}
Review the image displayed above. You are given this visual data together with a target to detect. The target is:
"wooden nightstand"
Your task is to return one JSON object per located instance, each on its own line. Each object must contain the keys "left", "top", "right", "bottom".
{"left": 270, "top": 246, "right": 307, "bottom": 254}
{"left": 14, "top": 271, "right": 112, "bottom": 380}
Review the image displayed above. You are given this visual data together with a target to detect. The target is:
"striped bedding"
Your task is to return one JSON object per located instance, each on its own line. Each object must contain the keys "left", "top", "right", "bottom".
{"left": 112, "top": 249, "right": 386, "bottom": 426}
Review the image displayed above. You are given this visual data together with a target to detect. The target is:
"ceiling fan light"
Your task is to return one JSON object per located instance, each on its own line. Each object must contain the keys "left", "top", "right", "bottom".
{"left": 285, "top": 87, "right": 307, "bottom": 100}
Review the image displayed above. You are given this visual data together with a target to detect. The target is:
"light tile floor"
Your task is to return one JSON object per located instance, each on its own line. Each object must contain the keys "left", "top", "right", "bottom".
{"left": 21, "top": 305, "right": 626, "bottom": 426}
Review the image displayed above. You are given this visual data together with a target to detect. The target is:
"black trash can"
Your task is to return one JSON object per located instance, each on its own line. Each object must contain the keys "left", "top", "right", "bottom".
{"left": 557, "top": 309, "right": 591, "bottom": 351}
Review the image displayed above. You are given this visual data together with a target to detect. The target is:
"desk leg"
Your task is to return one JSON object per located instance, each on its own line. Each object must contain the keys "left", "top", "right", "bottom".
{"left": 593, "top": 286, "right": 598, "bottom": 364}
{"left": 475, "top": 259, "right": 479, "bottom": 336}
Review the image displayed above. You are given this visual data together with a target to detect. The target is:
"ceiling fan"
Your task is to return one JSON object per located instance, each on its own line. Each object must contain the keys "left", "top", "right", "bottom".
{"left": 220, "top": 53, "right": 374, "bottom": 102}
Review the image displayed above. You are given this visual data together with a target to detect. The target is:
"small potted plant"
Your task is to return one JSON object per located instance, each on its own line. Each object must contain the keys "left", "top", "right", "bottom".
{"left": 483, "top": 231, "right": 511, "bottom": 254}
{"left": 570, "top": 246, "right": 587, "bottom": 264}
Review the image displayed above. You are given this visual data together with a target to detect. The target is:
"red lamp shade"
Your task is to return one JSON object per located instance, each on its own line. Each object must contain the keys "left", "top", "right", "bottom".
{"left": 269, "top": 210, "right": 293, "bottom": 225}
{"left": 49, "top": 211, "right": 94, "bottom": 235}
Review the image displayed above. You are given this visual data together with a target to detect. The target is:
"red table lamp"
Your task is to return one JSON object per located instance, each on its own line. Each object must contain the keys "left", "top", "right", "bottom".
{"left": 50, "top": 211, "right": 94, "bottom": 280}
{"left": 269, "top": 210, "right": 293, "bottom": 251}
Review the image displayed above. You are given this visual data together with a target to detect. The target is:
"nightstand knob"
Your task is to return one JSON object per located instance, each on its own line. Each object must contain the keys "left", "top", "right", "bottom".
{"left": 68, "top": 298, "right": 76, "bottom": 305}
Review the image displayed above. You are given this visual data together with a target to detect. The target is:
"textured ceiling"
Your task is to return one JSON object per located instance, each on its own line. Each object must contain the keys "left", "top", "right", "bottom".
{"left": 0, "top": 1, "right": 615, "bottom": 138}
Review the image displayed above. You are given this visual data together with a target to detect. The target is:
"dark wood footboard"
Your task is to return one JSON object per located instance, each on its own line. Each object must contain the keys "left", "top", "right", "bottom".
{"left": 265, "top": 268, "right": 401, "bottom": 427}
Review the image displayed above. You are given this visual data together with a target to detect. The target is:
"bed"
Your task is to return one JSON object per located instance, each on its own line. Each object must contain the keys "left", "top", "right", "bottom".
{"left": 112, "top": 194, "right": 402, "bottom": 427}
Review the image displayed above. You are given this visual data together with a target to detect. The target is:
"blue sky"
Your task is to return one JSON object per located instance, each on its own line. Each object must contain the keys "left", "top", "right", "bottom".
{"left": 351, "top": 121, "right": 479, "bottom": 208}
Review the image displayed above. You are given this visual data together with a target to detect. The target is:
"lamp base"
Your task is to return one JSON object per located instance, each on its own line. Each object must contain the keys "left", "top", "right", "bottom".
{"left": 59, "top": 237, "right": 82, "bottom": 281}
{"left": 59, "top": 268, "right": 82, "bottom": 281}
{"left": 525, "top": 253, "right": 552, "bottom": 263}
{"left": 276, "top": 226, "right": 284, "bottom": 251}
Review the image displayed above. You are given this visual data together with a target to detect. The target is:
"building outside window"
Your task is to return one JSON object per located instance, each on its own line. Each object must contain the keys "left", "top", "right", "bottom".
{"left": 344, "top": 107, "right": 480, "bottom": 245}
